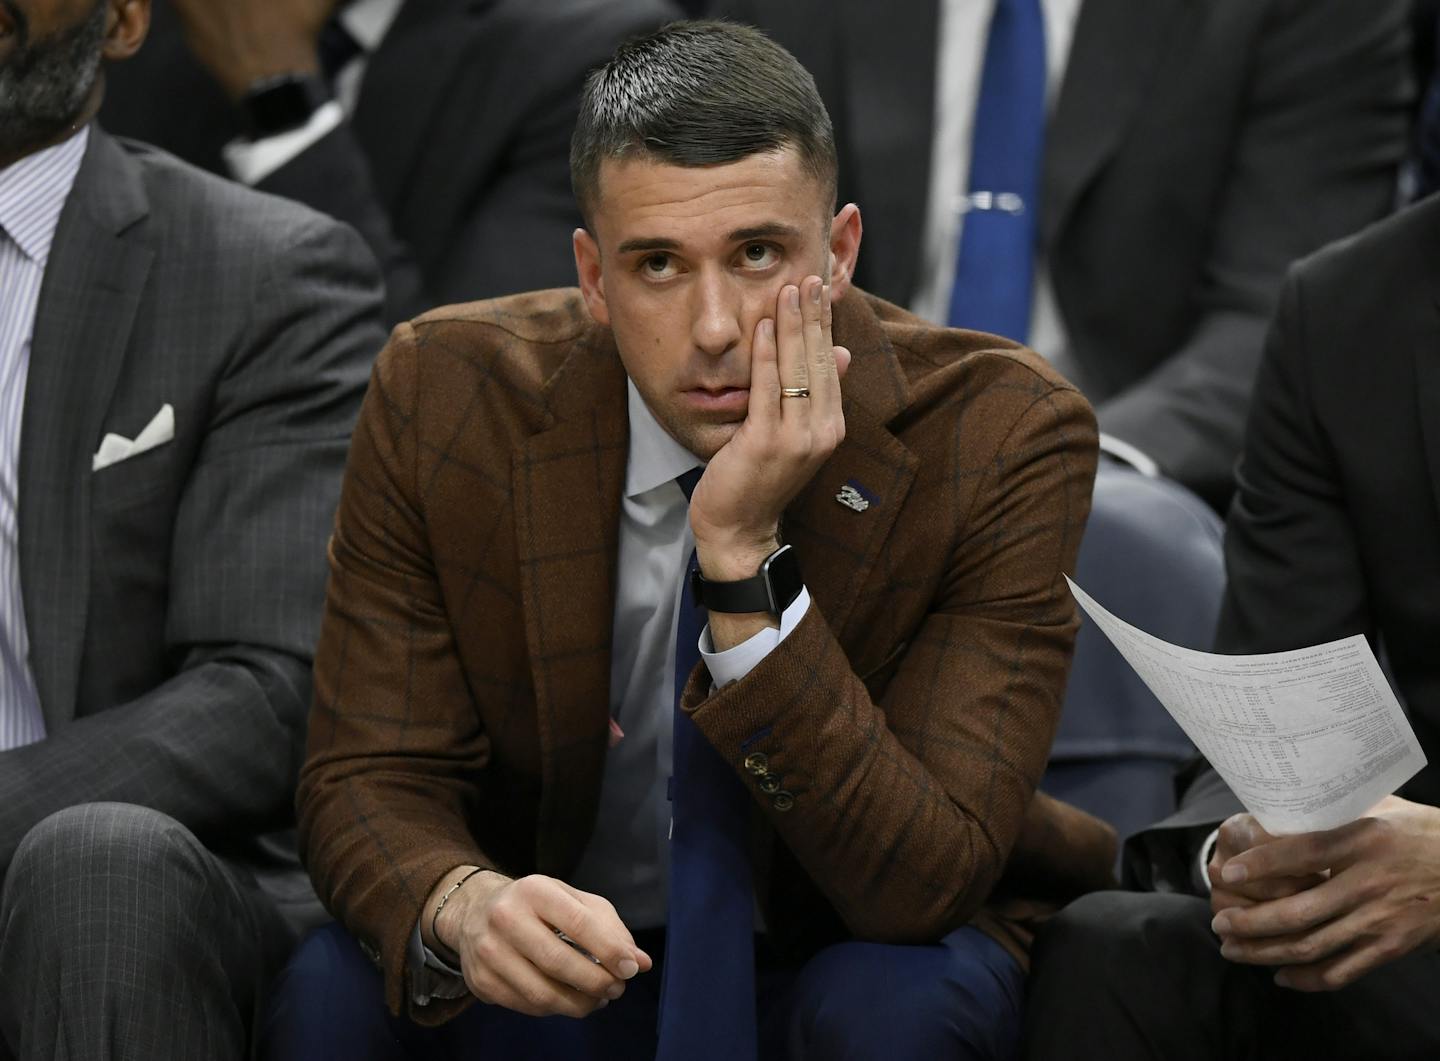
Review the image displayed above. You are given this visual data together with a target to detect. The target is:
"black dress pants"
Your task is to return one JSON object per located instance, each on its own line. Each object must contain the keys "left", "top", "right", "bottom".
{"left": 1020, "top": 891, "right": 1440, "bottom": 1061}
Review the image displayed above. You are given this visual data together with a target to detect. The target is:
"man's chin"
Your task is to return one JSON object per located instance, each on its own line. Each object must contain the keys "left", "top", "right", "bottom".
{"left": 669, "top": 417, "right": 742, "bottom": 462}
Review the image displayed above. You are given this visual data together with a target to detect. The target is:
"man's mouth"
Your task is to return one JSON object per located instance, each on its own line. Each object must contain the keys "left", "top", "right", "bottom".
{"left": 683, "top": 385, "right": 750, "bottom": 414}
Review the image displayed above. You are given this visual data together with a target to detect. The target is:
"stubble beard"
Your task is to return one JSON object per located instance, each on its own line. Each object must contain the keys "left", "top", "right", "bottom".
{"left": 0, "top": 1, "right": 108, "bottom": 161}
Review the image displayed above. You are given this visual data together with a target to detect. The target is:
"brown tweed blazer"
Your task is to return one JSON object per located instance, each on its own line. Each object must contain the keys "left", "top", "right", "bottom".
{"left": 298, "top": 287, "right": 1116, "bottom": 1021}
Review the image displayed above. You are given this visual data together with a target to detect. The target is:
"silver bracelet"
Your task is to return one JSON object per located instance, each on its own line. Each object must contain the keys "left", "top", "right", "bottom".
{"left": 431, "top": 866, "right": 488, "bottom": 951}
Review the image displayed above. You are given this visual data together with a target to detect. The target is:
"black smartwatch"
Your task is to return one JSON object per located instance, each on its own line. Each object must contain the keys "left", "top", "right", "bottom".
{"left": 690, "top": 544, "right": 804, "bottom": 617}
{"left": 238, "top": 74, "right": 331, "bottom": 140}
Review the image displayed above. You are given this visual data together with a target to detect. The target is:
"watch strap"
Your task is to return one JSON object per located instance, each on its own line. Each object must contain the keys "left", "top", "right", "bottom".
{"left": 691, "top": 545, "right": 803, "bottom": 616}
{"left": 238, "top": 74, "right": 332, "bottom": 140}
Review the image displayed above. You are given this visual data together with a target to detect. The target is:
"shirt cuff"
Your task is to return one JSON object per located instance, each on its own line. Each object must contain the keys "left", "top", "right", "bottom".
{"left": 406, "top": 919, "right": 468, "bottom": 1007}
{"left": 699, "top": 587, "right": 811, "bottom": 687}
{"left": 1196, "top": 826, "right": 1222, "bottom": 894}
{"left": 221, "top": 100, "right": 345, "bottom": 185}
{"left": 1098, "top": 432, "right": 1162, "bottom": 479}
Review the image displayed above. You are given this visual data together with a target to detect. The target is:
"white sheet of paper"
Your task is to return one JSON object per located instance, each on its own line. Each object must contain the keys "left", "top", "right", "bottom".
{"left": 1065, "top": 577, "right": 1426, "bottom": 835}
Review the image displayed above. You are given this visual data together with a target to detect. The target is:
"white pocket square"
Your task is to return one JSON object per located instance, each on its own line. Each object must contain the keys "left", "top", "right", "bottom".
{"left": 92, "top": 403, "right": 174, "bottom": 472}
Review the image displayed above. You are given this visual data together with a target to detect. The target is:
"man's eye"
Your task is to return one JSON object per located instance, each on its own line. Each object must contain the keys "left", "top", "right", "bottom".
{"left": 641, "top": 253, "right": 677, "bottom": 278}
{"left": 741, "top": 243, "right": 779, "bottom": 269}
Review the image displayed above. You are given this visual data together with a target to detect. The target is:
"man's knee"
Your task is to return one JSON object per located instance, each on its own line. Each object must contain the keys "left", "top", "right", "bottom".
{"left": 786, "top": 928, "right": 1023, "bottom": 1060}
{"left": 1033, "top": 889, "right": 1214, "bottom": 982}
{"left": 4, "top": 802, "right": 213, "bottom": 940}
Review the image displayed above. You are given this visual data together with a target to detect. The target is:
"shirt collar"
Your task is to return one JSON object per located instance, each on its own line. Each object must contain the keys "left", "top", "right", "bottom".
{"left": 0, "top": 125, "right": 89, "bottom": 266}
{"left": 625, "top": 379, "right": 704, "bottom": 499}
{"left": 339, "top": 0, "right": 405, "bottom": 53}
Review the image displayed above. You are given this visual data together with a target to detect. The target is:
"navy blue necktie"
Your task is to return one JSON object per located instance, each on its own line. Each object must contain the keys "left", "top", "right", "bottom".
{"left": 947, "top": 0, "right": 1047, "bottom": 340}
{"left": 657, "top": 468, "right": 757, "bottom": 1061}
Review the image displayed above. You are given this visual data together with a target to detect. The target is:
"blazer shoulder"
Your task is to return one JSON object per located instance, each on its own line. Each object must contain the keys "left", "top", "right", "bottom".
{"left": 1294, "top": 196, "right": 1440, "bottom": 301}
{"left": 871, "top": 294, "right": 1091, "bottom": 418}
{"left": 386, "top": 287, "right": 609, "bottom": 434}
{"left": 112, "top": 135, "right": 371, "bottom": 264}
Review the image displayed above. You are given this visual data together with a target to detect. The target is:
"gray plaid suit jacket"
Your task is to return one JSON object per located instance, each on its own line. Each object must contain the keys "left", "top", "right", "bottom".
{"left": 0, "top": 126, "right": 385, "bottom": 921}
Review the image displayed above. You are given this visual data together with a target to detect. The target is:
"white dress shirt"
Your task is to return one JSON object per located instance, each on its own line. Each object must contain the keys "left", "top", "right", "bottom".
{"left": 223, "top": 0, "right": 404, "bottom": 185}
{"left": 911, "top": 0, "right": 1082, "bottom": 353}
{"left": 409, "top": 380, "right": 810, "bottom": 1003}
{"left": 912, "top": 0, "right": 1156, "bottom": 474}
{"left": 0, "top": 127, "right": 89, "bottom": 752}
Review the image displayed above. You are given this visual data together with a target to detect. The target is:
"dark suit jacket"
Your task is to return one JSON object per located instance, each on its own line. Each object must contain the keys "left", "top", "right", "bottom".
{"left": 99, "top": 0, "right": 679, "bottom": 323}
{"left": 298, "top": 286, "right": 1119, "bottom": 1021}
{"left": 0, "top": 127, "right": 384, "bottom": 923}
{"left": 1126, "top": 194, "right": 1440, "bottom": 892}
{"left": 714, "top": 0, "right": 1412, "bottom": 506}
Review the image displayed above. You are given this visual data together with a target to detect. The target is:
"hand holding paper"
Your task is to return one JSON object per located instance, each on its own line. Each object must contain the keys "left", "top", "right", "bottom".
{"left": 1066, "top": 576, "right": 1436, "bottom": 991}
{"left": 1208, "top": 796, "right": 1440, "bottom": 991}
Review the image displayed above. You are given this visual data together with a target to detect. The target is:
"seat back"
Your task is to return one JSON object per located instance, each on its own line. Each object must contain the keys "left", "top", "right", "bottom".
{"left": 1040, "top": 463, "right": 1225, "bottom": 844}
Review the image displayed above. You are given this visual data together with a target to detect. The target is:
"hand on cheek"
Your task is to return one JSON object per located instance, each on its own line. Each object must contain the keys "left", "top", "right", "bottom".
{"left": 688, "top": 275, "right": 849, "bottom": 581}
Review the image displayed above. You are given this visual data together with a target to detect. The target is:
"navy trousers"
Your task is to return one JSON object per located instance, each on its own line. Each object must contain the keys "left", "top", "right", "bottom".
{"left": 262, "top": 920, "right": 1024, "bottom": 1061}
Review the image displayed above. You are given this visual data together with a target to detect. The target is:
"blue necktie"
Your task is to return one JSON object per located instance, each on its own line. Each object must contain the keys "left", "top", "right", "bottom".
{"left": 657, "top": 468, "right": 757, "bottom": 1061}
{"left": 947, "top": 0, "right": 1047, "bottom": 340}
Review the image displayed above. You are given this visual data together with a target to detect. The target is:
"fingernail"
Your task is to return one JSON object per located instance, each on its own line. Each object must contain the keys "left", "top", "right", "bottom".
{"left": 1220, "top": 942, "right": 1239, "bottom": 960}
{"left": 605, "top": 984, "right": 624, "bottom": 1000}
{"left": 763, "top": 318, "right": 775, "bottom": 340}
{"left": 597, "top": 998, "right": 610, "bottom": 1010}
{"left": 810, "top": 280, "right": 821, "bottom": 304}
{"left": 618, "top": 958, "right": 639, "bottom": 979}
{"left": 1274, "top": 970, "right": 1291, "bottom": 988}
{"left": 1211, "top": 914, "right": 1230, "bottom": 935}
{"left": 1222, "top": 863, "right": 1247, "bottom": 884}
{"left": 788, "top": 286, "right": 800, "bottom": 311}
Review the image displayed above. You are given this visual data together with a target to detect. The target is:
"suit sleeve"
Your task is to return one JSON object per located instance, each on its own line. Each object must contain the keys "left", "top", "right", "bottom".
{"left": 1124, "top": 261, "right": 1373, "bottom": 893}
{"left": 0, "top": 217, "right": 384, "bottom": 870}
{"left": 296, "top": 325, "right": 498, "bottom": 1022}
{"left": 685, "top": 382, "right": 1106, "bottom": 942}
{"left": 1098, "top": 0, "right": 1411, "bottom": 503}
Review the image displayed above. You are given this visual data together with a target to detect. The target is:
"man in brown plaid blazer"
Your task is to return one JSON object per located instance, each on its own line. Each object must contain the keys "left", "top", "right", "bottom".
{"left": 273, "top": 19, "right": 1117, "bottom": 1061}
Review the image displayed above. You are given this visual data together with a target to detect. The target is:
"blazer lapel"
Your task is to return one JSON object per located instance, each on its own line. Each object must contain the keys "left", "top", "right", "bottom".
{"left": 512, "top": 329, "right": 628, "bottom": 874}
{"left": 785, "top": 295, "right": 918, "bottom": 641}
{"left": 21, "top": 129, "right": 153, "bottom": 732}
{"left": 837, "top": 0, "right": 938, "bottom": 304}
{"left": 1041, "top": 0, "right": 1187, "bottom": 248}
{"left": 350, "top": 0, "right": 494, "bottom": 213}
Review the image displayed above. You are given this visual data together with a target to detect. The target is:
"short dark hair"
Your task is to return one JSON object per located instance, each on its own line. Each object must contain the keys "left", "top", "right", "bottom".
{"left": 570, "top": 20, "right": 838, "bottom": 225}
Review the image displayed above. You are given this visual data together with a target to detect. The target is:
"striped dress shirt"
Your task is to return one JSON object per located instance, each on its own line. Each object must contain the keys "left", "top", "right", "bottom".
{"left": 0, "top": 127, "right": 89, "bottom": 751}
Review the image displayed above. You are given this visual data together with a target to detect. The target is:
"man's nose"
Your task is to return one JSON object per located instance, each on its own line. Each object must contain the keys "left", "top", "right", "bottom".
{"left": 690, "top": 269, "right": 743, "bottom": 357}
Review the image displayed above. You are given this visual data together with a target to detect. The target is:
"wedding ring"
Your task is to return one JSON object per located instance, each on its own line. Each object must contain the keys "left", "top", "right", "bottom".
{"left": 780, "top": 387, "right": 811, "bottom": 399}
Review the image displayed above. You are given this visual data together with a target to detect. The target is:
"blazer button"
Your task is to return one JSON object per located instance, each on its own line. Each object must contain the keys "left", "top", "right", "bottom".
{"left": 772, "top": 791, "right": 795, "bottom": 812}
{"left": 743, "top": 752, "right": 769, "bottom": 776}
{"left": 759, "top": 773, "right": 781, "bottom": 794}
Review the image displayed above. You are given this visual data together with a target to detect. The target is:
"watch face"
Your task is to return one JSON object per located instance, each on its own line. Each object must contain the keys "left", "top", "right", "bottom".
{"left": 762, "top": 545, "right": 804, "bottom": 614}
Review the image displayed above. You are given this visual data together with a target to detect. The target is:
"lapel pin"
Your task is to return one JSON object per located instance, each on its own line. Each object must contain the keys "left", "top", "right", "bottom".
{"left": 836, "top": 480, "right": 875, "bottom": 513}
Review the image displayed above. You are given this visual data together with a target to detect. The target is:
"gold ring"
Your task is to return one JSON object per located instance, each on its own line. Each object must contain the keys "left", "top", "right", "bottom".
{"left": 780, "top": 387, "right": 811, "bottom": 399}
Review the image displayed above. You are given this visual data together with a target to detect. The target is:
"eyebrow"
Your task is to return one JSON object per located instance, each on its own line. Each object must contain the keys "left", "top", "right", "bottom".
{"left": 614, "top": 222, "right": 805, "bottom": 256}
{"left": 616, "top": 236, "right": 681, "bottom": 254}
{"left": 726, "top": 223, "right": 804, "bottom": 243}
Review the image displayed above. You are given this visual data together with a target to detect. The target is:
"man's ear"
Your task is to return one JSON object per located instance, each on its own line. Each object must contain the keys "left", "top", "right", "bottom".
{"left": 827, "top": 203, "right": 862, "bottom": 302}
{"left": 573, "top": 227, "right": 610, "bottom": 327}
{"left": 102, "top": 0, "right": 151, "bottom": 62}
